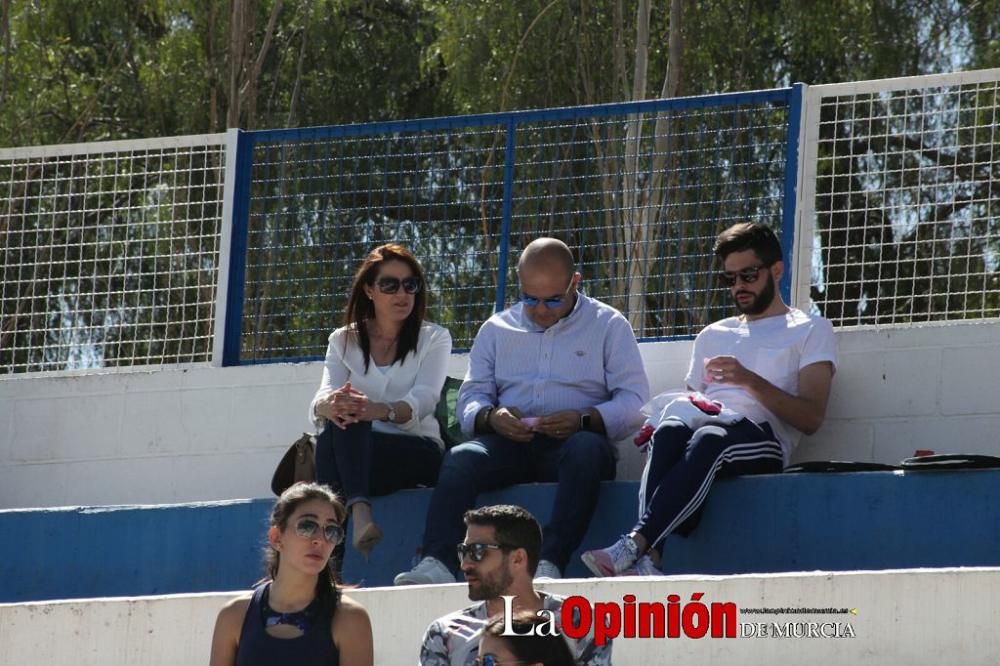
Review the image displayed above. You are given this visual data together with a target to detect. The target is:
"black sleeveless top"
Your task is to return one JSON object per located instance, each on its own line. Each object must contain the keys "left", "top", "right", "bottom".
{"left": 236, "top": 582, "right": 339, "bottom": 666}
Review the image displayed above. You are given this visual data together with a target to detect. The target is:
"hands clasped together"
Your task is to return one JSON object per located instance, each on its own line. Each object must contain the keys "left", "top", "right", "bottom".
{"left": 316, "top": 382, "right": 375, "bottom": 429}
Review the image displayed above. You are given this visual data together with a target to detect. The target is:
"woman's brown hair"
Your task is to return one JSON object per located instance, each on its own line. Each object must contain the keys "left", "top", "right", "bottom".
{"left": 264, "top": 482, "right": 346, "bottom": 611}
{"left": 344, "top": 243, "right": 428, "bottom": 372}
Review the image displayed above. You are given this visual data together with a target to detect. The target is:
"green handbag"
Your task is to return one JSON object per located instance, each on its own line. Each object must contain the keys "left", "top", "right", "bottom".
{"left": 434, "top": 376, "right": 467, "bottom": 449}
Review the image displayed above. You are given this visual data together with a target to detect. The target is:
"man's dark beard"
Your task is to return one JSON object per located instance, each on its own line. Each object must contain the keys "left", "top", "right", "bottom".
{"left": 734, "top": 272, "right": 776, "bottom": 316}
{"left": 467, "top": 559, "right": 514, "bottom": 601}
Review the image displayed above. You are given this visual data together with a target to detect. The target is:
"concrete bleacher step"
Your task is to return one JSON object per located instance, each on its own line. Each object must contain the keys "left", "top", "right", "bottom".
{"left": 4, "top": 471, "right": 1000, "bottom": 604}
{"left": 2, "top": 569, "right": 1000, "bottom": 665}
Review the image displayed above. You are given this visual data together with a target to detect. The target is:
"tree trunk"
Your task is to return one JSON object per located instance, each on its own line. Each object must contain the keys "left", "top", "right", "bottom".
{"left": 226, "top": 0, "right": 247, "bottom": 128}
{"left": 0, "top": 0, "right": 11, "bottom": 105}
{"left": 624, "top": 0, "right": 682, "bottom": 333}
{"left": 618, "top": 0, "right": 649, "bottom": 310}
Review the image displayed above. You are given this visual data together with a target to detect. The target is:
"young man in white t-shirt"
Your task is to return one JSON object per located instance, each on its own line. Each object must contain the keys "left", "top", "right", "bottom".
{"left": 582, "top": 222, "right": 838, "bottom": 576}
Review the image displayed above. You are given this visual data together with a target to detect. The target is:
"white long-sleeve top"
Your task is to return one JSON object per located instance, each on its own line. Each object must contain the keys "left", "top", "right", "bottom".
{"left": 309, "top": 321, "right": 453, "bottom": 447}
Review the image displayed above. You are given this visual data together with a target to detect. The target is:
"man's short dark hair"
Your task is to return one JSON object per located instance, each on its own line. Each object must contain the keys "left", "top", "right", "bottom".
{"left": 464, "top": 505, "right": 542, "bottom": 575}
{"left": 713, "top": 222, "right": 783, "bottom": 266}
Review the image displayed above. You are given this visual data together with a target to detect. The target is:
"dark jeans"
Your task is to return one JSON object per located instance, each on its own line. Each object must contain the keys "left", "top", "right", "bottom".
{"left": 315, "top": 420, "right": 442, "bottom": 509}
{"left": 635, "top": 418, "right": 783, "bottom": 548}
{"left": 421, "top": 431, "right": 616, "bottom": 573}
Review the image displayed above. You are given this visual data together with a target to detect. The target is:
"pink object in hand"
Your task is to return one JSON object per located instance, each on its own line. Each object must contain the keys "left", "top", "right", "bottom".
{"left": 520, "top": 417, "right": 540, "bottom": 428}
{"left": 688, "top": 394, "right": 723, "bottom": 415}
{"left": 702, "top": 357, "right": 715, "bottom": 384}
{"left": 634, "top": 424, "right": 654, "bottom": 449}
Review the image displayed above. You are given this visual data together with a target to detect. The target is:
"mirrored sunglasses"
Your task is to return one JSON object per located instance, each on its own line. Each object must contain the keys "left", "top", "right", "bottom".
{"left": 295, "top": 518, "right": 344, "bottom": 545}
{"left": 474, "top": 656, "right": 519, "bottom": 666}
{"left": 376, "top": 276, "right": 422, "bottom": 294}
{"left": 518, "top": 275, "right": 574, "bottom": 309}
{"left": 519, "top": 293, "right": 567, "bottom": 309}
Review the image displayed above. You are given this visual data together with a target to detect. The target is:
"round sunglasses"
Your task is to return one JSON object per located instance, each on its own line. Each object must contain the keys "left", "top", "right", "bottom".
{"left": 294, "top": 517, "right": 344, "bottom": 545}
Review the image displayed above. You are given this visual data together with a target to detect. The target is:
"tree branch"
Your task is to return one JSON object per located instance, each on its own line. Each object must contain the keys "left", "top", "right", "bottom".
{"left": 499, "top": 0, "right": 564, "bottom": 112}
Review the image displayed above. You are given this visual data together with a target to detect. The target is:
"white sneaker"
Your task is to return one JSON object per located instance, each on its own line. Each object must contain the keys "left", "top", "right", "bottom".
{"left": 580, "top": 535, "right": 639, "bottom": 577}
{"left": 393, "top": 556, "right": 456, "bottom": 586}
{"left": 534, "top": 560, "right": 562, "bottom": 581}
{"left": 622, "top": 554, "right": 662, "bottom": 576}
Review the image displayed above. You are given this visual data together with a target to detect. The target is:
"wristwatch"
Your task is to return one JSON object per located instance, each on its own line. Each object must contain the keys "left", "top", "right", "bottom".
{"left": 385, "top": 404, "right": 397, "bottom": 422}
{"left": 580, "top": 411, "right": 592, "bottom": 432}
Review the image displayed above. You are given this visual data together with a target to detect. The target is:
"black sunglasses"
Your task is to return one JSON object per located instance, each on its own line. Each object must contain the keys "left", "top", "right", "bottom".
{"left": 719, "top": 264, "right": 768, "bottom": 287}
{"left": 456, "top": 542, "right": 509, "bottom": 563}
{"left": 376, "top": 276, "right": 422, "bottom": 294}
{"left": 295, "top": 518, "right": 344, "bottom": 545}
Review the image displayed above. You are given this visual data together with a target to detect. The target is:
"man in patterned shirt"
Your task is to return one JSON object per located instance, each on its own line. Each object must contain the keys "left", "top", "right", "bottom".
{"left": 397, "top": 237, "right": 649, "bottom": 585}
{"left": 418, "top": 504, "right": 611, "bottom": 666}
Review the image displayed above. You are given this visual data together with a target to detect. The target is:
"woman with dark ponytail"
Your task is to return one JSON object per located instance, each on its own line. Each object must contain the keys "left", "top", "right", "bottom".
{"left": 210, "top": 483, "right": 373, "bottom": 666}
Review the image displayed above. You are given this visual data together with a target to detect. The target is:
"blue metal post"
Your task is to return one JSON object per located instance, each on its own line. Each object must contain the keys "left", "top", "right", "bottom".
{"left": 495, "top": 118, "right": 517, "bottom": 312}
{"left": 221, "top": 131, "right": 255, "bottom": 366}
{"left": 779, "top": 83, "right": 805, "bottom": 304}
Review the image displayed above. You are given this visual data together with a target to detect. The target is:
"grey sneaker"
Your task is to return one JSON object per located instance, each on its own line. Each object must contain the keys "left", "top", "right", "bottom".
{"left": 393, "top": 556, "right": 456, "bottom": 586}
{"left": 580, "top": 535, "right": 639, "bottom": 577}
{"left": 622, "top": 554, "right": 662, "bottom": 576}
{"left": 534, "top": 560, "right": 562, "bottom": 581}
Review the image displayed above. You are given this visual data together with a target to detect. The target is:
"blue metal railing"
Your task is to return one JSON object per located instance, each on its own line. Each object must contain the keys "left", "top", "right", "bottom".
{"left": 224, "top": 87, "right": 796, "bottom": 365}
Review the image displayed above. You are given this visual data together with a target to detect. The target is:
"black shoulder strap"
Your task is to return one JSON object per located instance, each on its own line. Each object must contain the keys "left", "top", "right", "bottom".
{"left": 900, "top": 454, "right": 1000, "bottom": 470}
{"left": 784, "top": 460, "right": 900, "bottom": 473}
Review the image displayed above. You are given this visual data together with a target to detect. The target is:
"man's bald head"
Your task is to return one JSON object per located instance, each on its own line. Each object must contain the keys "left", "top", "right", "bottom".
{"left": 517, "top": 238, "right": 575, "bottom": 277}
{"left": 515, "top": 238, "right": 580, "bottom": 329}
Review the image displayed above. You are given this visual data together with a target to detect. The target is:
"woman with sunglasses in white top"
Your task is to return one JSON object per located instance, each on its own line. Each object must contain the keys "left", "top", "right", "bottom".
{"left": 309, "top": 244, "right": 452, "bottom": 560}
{"left": 209, "top": 482, "right": 374, "bottom": 666}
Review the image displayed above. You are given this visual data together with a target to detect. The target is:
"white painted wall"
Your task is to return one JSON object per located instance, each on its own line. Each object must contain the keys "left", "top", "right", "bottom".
{"left": 1, "top": 568, "right": 997, "bottom": 665}
{"left": 2, "top": 320, "right": 999, "bottom": 509}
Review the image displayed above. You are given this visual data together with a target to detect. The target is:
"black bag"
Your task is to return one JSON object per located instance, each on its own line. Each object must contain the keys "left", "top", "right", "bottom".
{"left": 271, "top": 432, "right": 317, "bottom": 496}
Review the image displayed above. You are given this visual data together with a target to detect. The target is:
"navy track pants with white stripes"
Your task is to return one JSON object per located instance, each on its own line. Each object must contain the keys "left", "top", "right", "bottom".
{"left": 635, "top": 418, "right": 783, "bottom": 548}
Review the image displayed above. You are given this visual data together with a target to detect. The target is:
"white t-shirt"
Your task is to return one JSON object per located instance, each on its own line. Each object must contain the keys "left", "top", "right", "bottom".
{"left": 684, "top": 308, "right": 837, "bottom": 463}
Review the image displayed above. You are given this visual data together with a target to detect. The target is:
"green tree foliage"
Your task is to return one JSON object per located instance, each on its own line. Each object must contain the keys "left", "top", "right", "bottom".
{"left": 0, "top": 0, "right": 449, "bottom": 146}
{"left": 0, "top": 0, "right": 997, "bottom": 370}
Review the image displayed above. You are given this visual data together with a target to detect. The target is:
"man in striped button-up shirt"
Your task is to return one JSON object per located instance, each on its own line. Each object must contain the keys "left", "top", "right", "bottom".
{"left": 395, "top": 237, "right": 650, "bottom": 586}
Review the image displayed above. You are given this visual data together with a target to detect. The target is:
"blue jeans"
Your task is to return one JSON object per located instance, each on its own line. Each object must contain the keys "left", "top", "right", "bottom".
{"left": 315, "top": 421, "right": 442, "bottom": 509}
{"left": 635, "top": 418, "right": 783, "bottom": 547}
{"left": 421, "top": 431, "right": 616, "bottom": 573}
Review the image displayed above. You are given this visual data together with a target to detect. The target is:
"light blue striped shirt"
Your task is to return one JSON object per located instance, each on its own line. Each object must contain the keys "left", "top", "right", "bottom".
{"left": 457, "top": 293, "right": 649, "bottom": 441}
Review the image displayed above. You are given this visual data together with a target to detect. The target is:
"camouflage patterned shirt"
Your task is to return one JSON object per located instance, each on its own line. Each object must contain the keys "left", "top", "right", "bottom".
{"left": 417, "top": 591, "right": 612, "bottom": 666}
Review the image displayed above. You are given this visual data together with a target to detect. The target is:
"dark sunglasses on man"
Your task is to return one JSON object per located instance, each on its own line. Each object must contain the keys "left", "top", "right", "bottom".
{"left": 456, "top": 541, "right": 509, "bottom": 564}
{"left": 376, "top": 276, "right": 422, "bottom": 294}
{"left": 719, "top": 264, "right": 769, "bottom": 287}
